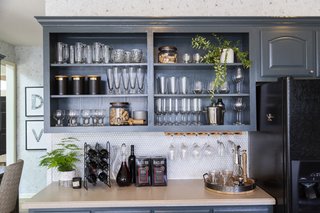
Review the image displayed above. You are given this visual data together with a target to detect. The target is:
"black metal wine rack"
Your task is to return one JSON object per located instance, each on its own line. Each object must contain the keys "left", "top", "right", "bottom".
{"left": 84, "top": 142, "right": 111, "bottom": 190}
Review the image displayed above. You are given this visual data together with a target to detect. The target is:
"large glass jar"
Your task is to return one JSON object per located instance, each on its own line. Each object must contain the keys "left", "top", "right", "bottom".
{"left": 109, "top": 102, "right": 130, "bottom": 126}
{"left": 158, "top": 46, "right": 177, "bottom": 63}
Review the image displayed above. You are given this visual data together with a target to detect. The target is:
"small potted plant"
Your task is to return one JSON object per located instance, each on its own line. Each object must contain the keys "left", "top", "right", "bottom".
{"left": 191, "top": 34, "right": 251, "bottom": 103}
{"left": 39, "top": 137, "right": 82, "bottom": 187}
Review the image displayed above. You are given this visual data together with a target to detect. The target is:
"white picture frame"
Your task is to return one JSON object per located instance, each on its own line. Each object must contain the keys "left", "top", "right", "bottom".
{"left": 25, "top": 120, "right": 46, "bottom": 150}
{"left": 25, "top": 86, "right": 44, "bottom": 117}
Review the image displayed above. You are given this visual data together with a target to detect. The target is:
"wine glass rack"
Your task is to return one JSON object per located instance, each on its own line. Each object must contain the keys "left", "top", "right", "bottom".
{"left": 84, "top": 142, "right": 111, "bottom": 190}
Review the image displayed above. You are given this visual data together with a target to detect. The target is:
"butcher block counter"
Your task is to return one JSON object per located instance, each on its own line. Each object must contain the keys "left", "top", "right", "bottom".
{"left": 23, "top": 179, "right": 275, "bottom": 213}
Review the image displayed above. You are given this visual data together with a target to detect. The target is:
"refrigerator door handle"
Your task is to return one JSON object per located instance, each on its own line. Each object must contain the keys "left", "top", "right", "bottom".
{"left": 266, "top": 113, "right": 275, "bottom": 122}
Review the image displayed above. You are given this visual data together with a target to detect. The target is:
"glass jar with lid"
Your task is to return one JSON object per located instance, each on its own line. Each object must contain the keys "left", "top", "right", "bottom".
{"left": 109, "top": 102, "right": 130, "bottom": 126}
{"left": 158, "top": 46, "right": 177, "bottom": 63}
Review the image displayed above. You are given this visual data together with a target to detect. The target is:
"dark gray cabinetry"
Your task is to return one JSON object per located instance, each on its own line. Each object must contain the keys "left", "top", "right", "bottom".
{"left": 29, "top": 205, "right": 272, "bottom": 213}
{"left": 37, "top": 17, "right": 257, "bottom": 133}
{"left": 260, "top": 29, "right": 316, "bottom": 78}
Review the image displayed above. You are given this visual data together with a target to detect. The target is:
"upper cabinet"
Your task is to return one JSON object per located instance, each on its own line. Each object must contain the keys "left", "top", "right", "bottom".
{"left": 260, "top": 29, "right": 317, "bottom": 78}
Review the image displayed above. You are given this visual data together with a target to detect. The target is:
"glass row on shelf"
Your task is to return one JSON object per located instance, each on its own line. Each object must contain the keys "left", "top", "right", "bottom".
{"left": 56, "top": 41, "right": 145, "bottom": 64}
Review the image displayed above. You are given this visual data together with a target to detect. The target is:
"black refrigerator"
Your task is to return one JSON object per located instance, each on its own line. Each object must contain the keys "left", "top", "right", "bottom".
{"left": 249, "top": 77, "right": 320, "bottom": 213}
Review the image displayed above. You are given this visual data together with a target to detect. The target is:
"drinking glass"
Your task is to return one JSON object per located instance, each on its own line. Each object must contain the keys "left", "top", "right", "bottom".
{"left": 136, "top": 67, "right": 145, "bottom": 94}
{"left": 56, "top": 42, "right": 64, "bottom": 64}
{"left": 81, "top": 109, "right": 91, "bottom": 126}
{"left": 221, "top": 170, "right": 233, "bottom": 186}
{"left": 217, "top": 81, "right": 230, "bottom": 94}
{"left": 203, "top": 143, "right": 215, "bottom": 157}
{"left": 92, "top": 109, "right": 106, "bottom": 126}
{"left": 232, "top": 67, "right": 244, "bottom": 93}
{"left": 179, "top": 76, "right": 188, "bottom": 94}
{"left": 84, "top": 44, "right": 93, "bottom": 64}
{"left": 161, "top": 98, "right": 167, "bottom": 125}
{"left": 217, "top": 140, "right": 226, "bottom": 156}
{"left": 173, "top": 98, "right": 180, "bottom": 125}
{"left": 168, "top": 76, "right": 178, "bottom": 94}
{"left": 106, "top": 68, "right": 114, "bottom": 94}
{"left": 69, "top": 45, "right": 75, "bottom": 64}
{"left": 122, "top": 67, "right": 130, "bottom": 94}
{"left": 191, "top": 143, "right": 201, "bottom": 159}
{"left": 75, "top": 42, "right": 85, "bottom": 63}
{"left": 111, "top": 49, "right": 125, "bottom": 63}
{"left": 124, "top": 51, "right": 131, "bottom": 63}
{"left": 233, "top": 97, "right": 246, "bottom": 125}
{"left": 193, "top": 80, "right": 203, "bottom": 94}
{"left": 191, "top": 98, "right": 199, "bottom": 125}
{"left": 180, "top": 98, "right": 190, "bottom": 125}
{"left": 168, "top": 143, "right": 177, "bottom": 161}
{"left": 158, "top": 76, "right": 167, "bottom": 94}
{"left": 92, "top": 42, "right": 103, "bottom": 63}
{"left": 166, "top": 98, "right": 174, "bottom": 125}
{"left": 131, "top": 49, "right": 143, "bottom": 63}
{"left": 155, "top": 98, "right": 163, "bottom": 126}
{"left": 62, "top": 43, "right": 69, "bottom": 63}
{"left": 180, "top": 143, "right": 189, "bottom": 160}
{"left": 102, "top": 44, "right": 112, "bottom": 63}
{"left": 196, "top": 98, "right": 202, "bottom": 125}
{"left": 113, "top": 67, "right": 122, "bottom": 94}
{"left": 53, "top": 109, "right": 65, "bottom": 126}
{"left": 67, "top": 109, "right": 80, "bottom": 126}
{"left": 129, "top": 67, "right": 137, "bottom": 94}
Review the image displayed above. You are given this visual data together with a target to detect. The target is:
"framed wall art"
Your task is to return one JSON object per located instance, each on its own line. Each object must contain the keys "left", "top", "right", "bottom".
{"left": 25, "top": 86, "right": 44, "bottom": 117}
{"left": 25, "top": 120, "right": 46, "bottom": 150}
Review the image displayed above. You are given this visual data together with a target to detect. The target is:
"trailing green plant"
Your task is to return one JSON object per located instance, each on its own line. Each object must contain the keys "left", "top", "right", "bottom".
{"left": 39, "top": 137, "right": 82, "bottom": 172}
{"left": 191, "top": 34, "right": 251, "bottom": 103}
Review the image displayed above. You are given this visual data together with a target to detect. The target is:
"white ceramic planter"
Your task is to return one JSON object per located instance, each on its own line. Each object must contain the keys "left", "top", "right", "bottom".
{"left": 220, "top": 48, "right": 234, "bottom": 63}
{"left": 59, "top": 170, "right": 76, "bottom": 187}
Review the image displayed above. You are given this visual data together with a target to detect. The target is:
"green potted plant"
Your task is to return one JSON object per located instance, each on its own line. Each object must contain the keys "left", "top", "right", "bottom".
{"left": 39, "top": 137, "right": 82, "bottom": 187}
{"left": 191, "top": 34, "right": 251, "bottom": 103}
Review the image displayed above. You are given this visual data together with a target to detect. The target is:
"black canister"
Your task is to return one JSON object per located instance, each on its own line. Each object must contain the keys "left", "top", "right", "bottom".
{"left": 215, "top": 98, "right": 225, "bottom": 125}
{"left": 71, "top": 75, "right": 84, "bottom": 95}
{"left": 88, "top": 75, "right": 101, "bottom": 95}
{"left": 55, "top": 75, "right": 68, "bottom": 95}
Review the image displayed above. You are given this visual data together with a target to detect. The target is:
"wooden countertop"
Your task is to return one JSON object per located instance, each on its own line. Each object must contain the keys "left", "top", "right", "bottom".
{"left": 22, "top": 179, "right": 275, "bottom": 209}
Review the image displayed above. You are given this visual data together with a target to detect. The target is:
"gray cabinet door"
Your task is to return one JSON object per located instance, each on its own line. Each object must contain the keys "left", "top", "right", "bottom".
{"left": 154, "top": 210, "right": 211, "bottom": 213}
{"left": 94, "top": 211, "right": 151, "bottom": 213}
{"left": 213, "top": 206, "right": 271, "bottom": 213}
{"left": 261, "top": 29, "right": 316, "bottom": 77}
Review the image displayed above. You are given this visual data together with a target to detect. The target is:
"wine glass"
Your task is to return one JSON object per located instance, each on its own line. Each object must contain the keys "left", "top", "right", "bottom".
{"left": 106, "top": 68, "right": 114, "bottom": 94}
{"left": 67, "top": 109, "right": 79, "bottom": 126}
{"left": 233, "top": 97, "right": 246, "bottom": 125}
{"left": 113, "top": 66, "right": 122, "bottom": 94}
{"left": 122, "top": 67, "right": 130, "bottom": 94}
{"left": 232, "top": 67, "right": 244, "bottom": 93}
{"left": 193, "top": 80, "right": 203, "bottom": 94}
{"left": 53, "top": 109, "right": 65, "bottom": 126}
{"left": 173, "top": 98, "right": 180, "bottom": 125}
{"left": 221, "top": 170, "right": 233, "bottom": 186}
{"left": 129, "top": 67, "right": 137, "bottom": 94}
{"left": 155, "top": 98, "right": 163, "bottom": 126}
{"left": 136, "top": 67, "right": 145, "bottom": 94}
{"left": 93, "top": 109, "right": 106, "bottom": 126}
{"left": 81, "top": 109, "right": 91, "bottom": 126}
{"left": 166, "top": 98, "right": 174, "bottom": 125}
{"left": 180, "top": 98, "right": 190, "bottom": 125}
{"left": 191, "top": 98, "right": 199, "bottom": 125}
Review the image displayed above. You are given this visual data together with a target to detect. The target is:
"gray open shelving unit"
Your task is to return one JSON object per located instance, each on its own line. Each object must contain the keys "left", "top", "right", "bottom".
{"left": 37, "top": 17, "right": 258, "bottom": 133}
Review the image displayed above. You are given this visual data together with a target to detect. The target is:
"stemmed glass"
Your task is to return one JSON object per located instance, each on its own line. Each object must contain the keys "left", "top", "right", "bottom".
{"left": 191, "top": 98, "right": 199, "bottom": 125}
{"left": 129, "top": 67, "right": 137, "bottom": 94}
{"left": 166, "top": 98, "right": 174, "bottom": 125}
{"left": 155, "top": 98, "right": 163, "bottom": 126}
{"left": 92, "top": 109, "right": 106, "bottom": 126}
{"left": 193, "top": 80, "right": 203, "bottom": 94}
{"left": 81, "top": 109, "right": 91, "bottom": 126}
{"left": 67, "top": 109, "right": 79, "bottom": 126}
{"left": 106, "top": 68, "right": 114, "bottom": 94}
{"left": 232, "top": 67, "right": 244, "bottom": 93}
{"left": 233, "top": 97, "right": 246, "bottom": 125}
{"left": 180, "top": 98, "right": 189, "bottom": 125}
{"left": 122, "top": 67, "right": 130, "bottom": 94}
{"left": 173, "top": 98, "right": 180, "bottom": 125}
{"left": 113, "top": 67, "right": 122, "bottom": 94}
{"left": 53, "top": 109, "right": 65, "bottom": 126}
{"left": 137, "top": 67, "right": 145, "bottom": 94}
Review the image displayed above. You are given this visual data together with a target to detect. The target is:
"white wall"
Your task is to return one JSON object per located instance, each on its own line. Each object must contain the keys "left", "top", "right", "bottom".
{"left": 0, "top": 40, "right": 16, "bottom": 63}
{"left": 45, "top": 0, "right": 320, "bottom": 16}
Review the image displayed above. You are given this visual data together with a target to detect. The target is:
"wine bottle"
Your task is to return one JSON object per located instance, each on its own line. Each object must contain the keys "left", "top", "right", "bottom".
{"left": 116, "top": 143, "right": 131, "bottom": 187}
{"left": 128, "top": 145, "right": 136, "bottom": 184}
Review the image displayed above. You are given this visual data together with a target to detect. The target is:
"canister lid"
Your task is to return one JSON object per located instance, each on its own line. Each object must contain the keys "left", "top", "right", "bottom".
{"left": 55, "top": 75, "right": 68, "bottom": 78}
{"left": 158, "top": 46, "right": 177, "bottom": 51}
{"left": 110, "top": 102, "right": 129, "bottom": 106}
{"left": 87, "top": 75, "right": 101, "bottom": 80}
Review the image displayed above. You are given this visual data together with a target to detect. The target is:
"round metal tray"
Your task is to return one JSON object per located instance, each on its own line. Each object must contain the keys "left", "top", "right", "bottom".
{"left": 203, "top": 174, "right": 256, "bottom": 194}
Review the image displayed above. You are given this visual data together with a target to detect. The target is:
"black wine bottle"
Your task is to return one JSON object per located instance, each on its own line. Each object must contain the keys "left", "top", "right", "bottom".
{"left": 116, "top": 143, "right": 131, "bottom": 187}
{"left": 128, "top": 145, "right": 136, "bottom": 184}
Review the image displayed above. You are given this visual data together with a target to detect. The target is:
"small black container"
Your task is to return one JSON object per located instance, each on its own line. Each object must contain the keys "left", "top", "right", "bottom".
{"left": 71, "top": 75, "right": 84, "bottom": 95}
{"left": 88, "top": 75, "right": 101, "bottom": 95}
{"left": 55, "top": 75, "right": 68, "bottom": 95}
{"left": 72, "top": 177, "right": 82, "bottom": 189}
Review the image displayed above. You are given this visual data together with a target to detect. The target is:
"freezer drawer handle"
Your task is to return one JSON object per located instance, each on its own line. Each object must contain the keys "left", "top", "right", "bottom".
{"left": 266, "top": 113, "right": 274, "bottom": 122}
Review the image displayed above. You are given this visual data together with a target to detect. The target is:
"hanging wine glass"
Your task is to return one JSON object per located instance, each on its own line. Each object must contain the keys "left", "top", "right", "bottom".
{"left": 233, "top": 97, "right": 246, "bottom": 125}
{"left": 232, "top": 67, "right": 244, "bottom": 93}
